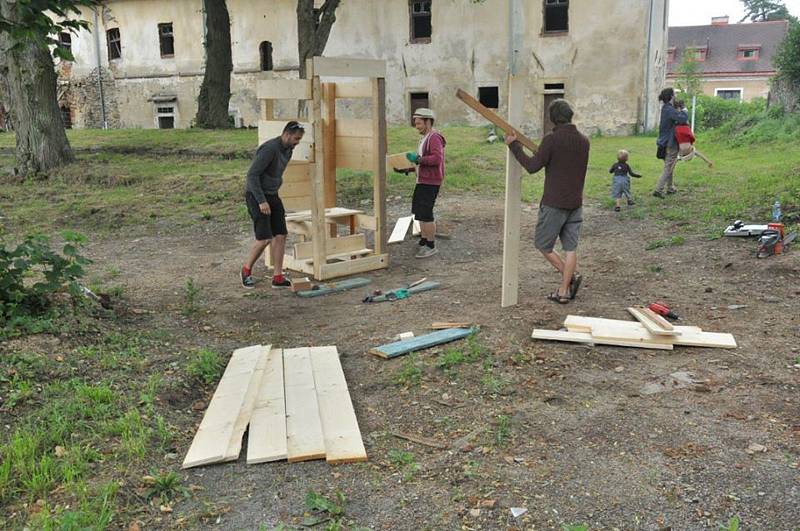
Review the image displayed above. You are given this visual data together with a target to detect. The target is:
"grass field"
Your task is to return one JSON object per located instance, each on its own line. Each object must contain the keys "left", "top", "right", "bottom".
{"left": 1, "top": 125, "right": 797, "bottom": 238}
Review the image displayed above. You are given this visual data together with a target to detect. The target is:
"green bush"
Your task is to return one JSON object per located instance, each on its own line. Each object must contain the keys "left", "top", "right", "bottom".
{"left": 693, "top": 95, "right": 765, "bottom": 131}
{"left": 0, "top": 232, "right": 91, "bottom": 332}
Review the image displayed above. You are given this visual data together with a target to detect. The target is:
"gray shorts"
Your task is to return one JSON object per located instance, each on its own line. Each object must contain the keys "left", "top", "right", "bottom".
{"left": 534, "top": 204, "right": 583, "bottom": 252}
{"left": 611, "top": 175, "right": 631, "bottom": 199}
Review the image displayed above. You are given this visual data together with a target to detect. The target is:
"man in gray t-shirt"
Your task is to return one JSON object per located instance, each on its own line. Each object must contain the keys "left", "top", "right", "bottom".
{"left": 241, "top": 121, "right": 305, "bottom": 289}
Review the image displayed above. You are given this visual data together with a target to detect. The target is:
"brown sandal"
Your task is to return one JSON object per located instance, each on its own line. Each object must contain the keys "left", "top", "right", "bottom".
{"left": 547, "top": 291, "right": 571, "bottom": 304}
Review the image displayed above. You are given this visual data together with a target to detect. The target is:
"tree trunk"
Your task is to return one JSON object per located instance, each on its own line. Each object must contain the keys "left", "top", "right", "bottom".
{"left": 196, "top": 0, "right": 233, "bottom": 129}
{"left": 0, "top": 3, "right": 74, "bottom": 176}
{"left": 297, "top": 0, "right": 341, "bottom": 80}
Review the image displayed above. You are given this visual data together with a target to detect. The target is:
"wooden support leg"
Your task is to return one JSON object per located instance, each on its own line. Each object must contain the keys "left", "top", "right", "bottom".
{"left": 501, "top": 75, "right": 524, "bottom": 308}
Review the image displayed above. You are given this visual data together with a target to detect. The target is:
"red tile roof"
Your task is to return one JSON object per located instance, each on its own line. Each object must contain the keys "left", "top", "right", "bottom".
{"left": 667, "top": 20, "right": 788, "bottom": 76}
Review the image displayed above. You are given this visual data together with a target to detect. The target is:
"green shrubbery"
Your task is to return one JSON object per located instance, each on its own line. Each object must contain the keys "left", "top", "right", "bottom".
{"left": 692, "top": 94, "right": 800, "bottom": 145}
{"left": 0, "top": 231, "right": 91, "bottom": 336}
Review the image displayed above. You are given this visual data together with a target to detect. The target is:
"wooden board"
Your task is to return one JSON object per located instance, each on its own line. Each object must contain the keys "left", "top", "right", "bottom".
{"left": 455, "top": 88, "right": 538, "bottom": 152}
{"left": 335, "top": 118, "right": 373, "bottom": 139}
{"left": 336, "top": 151, "right": 372, "bottom": 171}
{"left": 257, "top": 78, "right": 312, "bottom": 100}
{"left": 627, "top": 307, "right": 679, "bottom": 336}
{"left": 388, "top": 216, "right": 413, "bottom": 244}
{"left": 295, "top": 277, "right": 371, "bottom": 298}
{"left": 182, "top": 345, "right": 264, "bottom": 469}
{"left": 283, "top": 347, "right": 326, "bottom": 463}
{"left": 247, "top": 348, "right": 287, "bottom": 464}
{"left": 313, "top": 56, "right": 386, "bottom": 78}
{"left": 333, "top": 80, "right": 373, "bottom": 98}
{"left": 431, "top": 322, "right": 473, "bottom": 329}
{"left": 280, "top": 180, "right": 312, "bottom": 199}
{"left": 323, "top": 83, "right": 337, "bottom": 209}
{"left": 309, "top": 346, "right": 368, "bottom": 464}
{"left": 258, "top": 120, "right": 314, "bottom": 161}
{"left": 501, "top": 74, "right": 524, "bottom": 308}
{"left": 371, "top": 77, "right": 387, "bottom": 255}
{"left": 412, "top": 220, "right": 421, "bottom": 236}
{"left": 370, "top": 327, "right": 478, "bottom": 359}
{"left": 319, "top": 253, "right": 388, "bottom": 280}
{"left": 563, "top": 315, "right": 675, "bottom": 348}
{"left": 387, "top": 152, "right": 415, "bottom": 172}
{"left": 294, "top": 234, "right": 367, "bottom": 260}
{"left": 285, "top": 207, "right": 364, "bottom": 223}
{"left": 357, "top": 214, "right": 377, "bottom": 231}
{"left": 564, "top": 316, "right": 736, "bottom": 349}
{"left": 283, "top": 161, "right": 311, "bottom": 183}
{"left": 531, "top": 329, "right": 674, "bottom": 350}
{"left": 223, "top": 346, "right": 269, "bottom": 461}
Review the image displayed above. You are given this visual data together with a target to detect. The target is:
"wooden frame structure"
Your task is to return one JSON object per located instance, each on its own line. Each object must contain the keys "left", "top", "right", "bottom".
{"left": 259, "top": 57, "right": 388, "bottom": 280}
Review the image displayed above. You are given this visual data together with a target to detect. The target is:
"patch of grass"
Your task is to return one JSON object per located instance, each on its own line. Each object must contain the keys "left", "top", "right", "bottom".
{"left": 388, "top": 449, "right": 420, "bottom": 481}
{"left": 436, "top": 347, "right": 465, "bottom": 373}
{"left": 305, "top": 490, "right": 347, "bottom": 529}
{"left": 719, "top": 516, "right": 740, "bottom": 531}
{"left": 145, "top": 470, "right": 188, "bottom": 504}
{"left": 462, "top": 460, "right": 480, "bottom": 479}
{"left": 494, "top": 415, "right": 512, "bottom": 447}
{"left": 182, "top": 278, "right": 202, "bottom": 316}
{"left": 393, "top": 354, "right": 422, "bottom": 387}
{"left": 645, "top": 235, "right": 686, "bottom": 250}
{"left": 562, "top": 525, "right": 589, "bottom": 531}
{"left": 647, "top": 265, "right": 663, "bottom": 273}
{"left": 186, "top": 348, "right": 224, "bottom": 385}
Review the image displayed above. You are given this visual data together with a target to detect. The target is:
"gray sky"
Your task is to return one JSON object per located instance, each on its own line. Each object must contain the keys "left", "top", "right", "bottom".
{"left": 669, "top": 0, "right": 800, "bottom": 26}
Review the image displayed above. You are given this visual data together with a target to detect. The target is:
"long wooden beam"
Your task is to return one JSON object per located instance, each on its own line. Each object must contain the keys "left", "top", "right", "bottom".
{"left": 455, "top": 88, "right": 538, "bottom": 152}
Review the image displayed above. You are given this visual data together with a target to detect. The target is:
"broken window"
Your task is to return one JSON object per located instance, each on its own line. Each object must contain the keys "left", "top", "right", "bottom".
{"left": 478, "top": 87, "right": 499, "bottom": 109}
{"left": 260, "top": 41, "right": 274, "bottom": 71}
{"left": 543, "top": 0, "right": 568, "bottom": 33}
{"left": 409, "top": 0, "right": 432, "bottom": 43}
{"left": 58, "top": 32, "right": 72, "bottom": 53}
{"left": 409, "top": 91, "right": 429, "bottom": 125}
{"left": 156, "top": 106, "right": 176, "bottom": 129}
{"left": 107, "top": 28, "right": 121, "bottom": 61}
{"left": 158, "top": 23, "right": 174, "bottom": 57}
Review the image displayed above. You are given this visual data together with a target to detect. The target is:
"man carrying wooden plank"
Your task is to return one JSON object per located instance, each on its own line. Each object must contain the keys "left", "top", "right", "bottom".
{"left": 241, "top": 121, "right": 305, "bottom": 289}
{"left": 504, "top": 100, "right": 590, "bottom": 304}
{"left": 403, "top": 108, "right": 446, "bottom": 259}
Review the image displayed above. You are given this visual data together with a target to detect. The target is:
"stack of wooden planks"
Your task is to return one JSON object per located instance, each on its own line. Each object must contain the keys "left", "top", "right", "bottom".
{"left": 182, "top": 345, "right": 367, "bottom": 469}
{"left": 531, "top": 307, "right": 737, "bottom": 350}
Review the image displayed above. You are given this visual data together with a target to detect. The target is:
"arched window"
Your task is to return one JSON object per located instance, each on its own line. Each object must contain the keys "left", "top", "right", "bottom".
{"left": 259, "top": 41, "right": 273, "bottom": 72}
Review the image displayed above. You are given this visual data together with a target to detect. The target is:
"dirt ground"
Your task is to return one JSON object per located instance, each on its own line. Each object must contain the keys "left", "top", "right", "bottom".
{"left": 83, "top": 193, "right": 799, "bottom": 530}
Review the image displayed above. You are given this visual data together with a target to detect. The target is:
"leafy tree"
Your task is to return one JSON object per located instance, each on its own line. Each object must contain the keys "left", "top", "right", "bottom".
{"left": 0, "top": 1, "right": 101, "bottom": 176}
{"left": 675, "top": 54, "right": 702, "bottom": 100}
{"left": 774, "top": 20, "right": 800, "bottom": 83}
{"left": 195, "top": 0, "right": 233, "bottom": 129}
{"left": 739, "top": 0, "right": 792, "bottom": 22}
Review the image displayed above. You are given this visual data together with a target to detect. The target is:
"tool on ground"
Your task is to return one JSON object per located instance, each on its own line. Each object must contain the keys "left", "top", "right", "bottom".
{"left": 757, "top": 229, "right": 797, "bottom": 258}
{"left": 362, "top": 281, "right": 440, "bottom": 303}
{"left": 648, "top": 302, "right": 681, "bottom": 321}
{"left": 724, "top": 220, "right": 769, "bottom": 237}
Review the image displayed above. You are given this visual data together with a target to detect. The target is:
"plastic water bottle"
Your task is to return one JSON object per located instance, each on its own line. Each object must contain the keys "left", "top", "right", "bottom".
{"left": 772, "top": 199, "right": 782, "bottom": 222}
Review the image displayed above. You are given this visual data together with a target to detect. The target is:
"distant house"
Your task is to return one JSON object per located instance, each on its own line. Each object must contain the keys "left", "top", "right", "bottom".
{"left": 666, "top": 16, "right": 789, "bottom": 102}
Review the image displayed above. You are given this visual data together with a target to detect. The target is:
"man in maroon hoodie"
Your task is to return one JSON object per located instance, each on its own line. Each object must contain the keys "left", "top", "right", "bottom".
{"left": 405, "top": 108, "right": 446, "bottom": 258}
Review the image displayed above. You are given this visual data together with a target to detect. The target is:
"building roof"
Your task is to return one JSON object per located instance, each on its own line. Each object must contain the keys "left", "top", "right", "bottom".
{"left": 667, "top": 19, "right": 788, "bottom": 76}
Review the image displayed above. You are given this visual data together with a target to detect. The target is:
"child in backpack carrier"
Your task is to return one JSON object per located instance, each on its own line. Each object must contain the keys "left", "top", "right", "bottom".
{"left": 609, "top": 149, "right": 642, "bottom": 212}
{"left": 674, "top": 100, "right": 714, "bottom": 167}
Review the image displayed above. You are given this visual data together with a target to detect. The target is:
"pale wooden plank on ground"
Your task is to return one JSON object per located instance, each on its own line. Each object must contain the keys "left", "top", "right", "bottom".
{"left": 247, "top": 348, "right": 288, "bottom": 464}
{"left": 370, "top": 327, "right": 478, "bottom": 359}
{"left": 284, "top": 347, "right": 326, "bottom": 462}
{"left": 310, "top": 347, "right": 368, "bottom": 464}
{"left": 224, "top": 346, "right": 269, "bottom": 461}
{"left": 388, "top": 216, "right": 413, "bottom": 244}
{"left": 563, "top": 315, "right": 675, "bottom": 347}
{"left": 412, "top": 220, "right": 421, "bottom": 236}
{"left": 627, "top": 307, "right": 678, "bottom": 336}
{"left": 563, "top": 316, "right": 736, "bottom": 349}
{"left": 182, "top": 345, "right": 264, "bottom": 469}
{"left": 531, "top": 329, "right": 674, "bottom": 350}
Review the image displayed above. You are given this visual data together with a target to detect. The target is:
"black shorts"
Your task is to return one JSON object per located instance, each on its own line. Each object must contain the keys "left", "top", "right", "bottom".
{"left": 411, "top": 184, "right": 440, "bottom": 222}
{"left": 245, "top": 192, "right": 287, "bottom": 241}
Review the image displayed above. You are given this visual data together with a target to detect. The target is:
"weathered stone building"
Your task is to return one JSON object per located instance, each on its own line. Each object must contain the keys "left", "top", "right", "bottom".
{"left": 59, "top": 0, "right": 669, "bottom": 136}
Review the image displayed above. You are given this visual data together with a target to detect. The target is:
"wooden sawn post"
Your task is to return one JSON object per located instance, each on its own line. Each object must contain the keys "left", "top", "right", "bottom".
{"left": 309, "top": 59, "right": 327, "bottom": 279}
{"left": 502, "top": 75, "right": 524, "bottom": 308}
